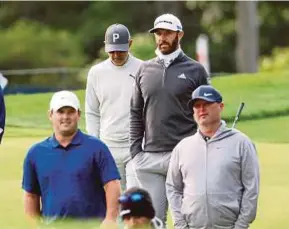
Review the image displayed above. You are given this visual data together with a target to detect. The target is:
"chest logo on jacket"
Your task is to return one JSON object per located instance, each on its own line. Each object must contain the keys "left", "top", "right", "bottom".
{"left": 177, "top": 73, "right": 187, "bottom": 80}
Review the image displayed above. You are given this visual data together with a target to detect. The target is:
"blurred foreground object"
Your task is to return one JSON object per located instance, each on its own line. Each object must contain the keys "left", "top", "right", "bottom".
{"left": 0, "top": 87, "right": 5, "bottom": 144}
{"left": 0, "top": 73, "right": 8, "bottom": 90}
{"left": 196, "top": 34, "right": 210, "bottom": 76}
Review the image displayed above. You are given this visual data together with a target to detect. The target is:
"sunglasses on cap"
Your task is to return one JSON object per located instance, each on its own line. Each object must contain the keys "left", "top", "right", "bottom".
{"left": 119, "top": 193, "right": 144, "bottom": 204}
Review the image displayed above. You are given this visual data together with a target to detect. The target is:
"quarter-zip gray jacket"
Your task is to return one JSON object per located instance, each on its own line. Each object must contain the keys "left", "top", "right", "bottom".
{"left": 166, "top": 122, "right": 260, "bottom": 229}
{"left": 130, "top": 52, "right": 209, "bottom": 158}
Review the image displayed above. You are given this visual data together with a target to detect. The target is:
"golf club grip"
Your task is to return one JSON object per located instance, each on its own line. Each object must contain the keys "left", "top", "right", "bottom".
{"left": 236, "top": 102, "right": 245, "bottom": 118}
{"left": 232, "top": 102, "right": 245, "bottom": 128}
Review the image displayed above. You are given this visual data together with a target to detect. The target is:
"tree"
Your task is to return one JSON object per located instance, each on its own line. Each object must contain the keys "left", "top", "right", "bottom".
{"left": 235, "top": 1, "right": 259, "bottom": 73}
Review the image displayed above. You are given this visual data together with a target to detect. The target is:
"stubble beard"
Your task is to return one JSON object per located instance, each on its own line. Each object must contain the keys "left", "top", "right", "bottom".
{"left": 158, "top": 35, "right": 179, "bottom": 55}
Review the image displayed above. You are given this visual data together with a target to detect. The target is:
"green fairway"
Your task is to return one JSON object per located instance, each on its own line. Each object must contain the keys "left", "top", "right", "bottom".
{"left": 235, "top": 115, "right": 289, "bottom": 143}
{"left": 213, "top": 70, "right": 289, "bottom": 121}
{"left": 1, "top": 114, "right": 289, "bottom": 229}
{"left": 1, "top": 133, "right": 288, "bottom": 229}
{"left": 5, "top": 90, "right": 85, "bottom": 129}
{"left": 2, "top": 71, "right": 289, "bottom": 228}
{"left": 5, "top": 114, "right": 289, "bottom": 144}
{"left": 5, "top": 70, "right": 289, "bottom": 129}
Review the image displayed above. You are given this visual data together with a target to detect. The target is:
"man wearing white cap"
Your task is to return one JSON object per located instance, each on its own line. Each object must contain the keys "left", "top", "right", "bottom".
{"left": 130, "top": 14, "right": 209, "bottom": 226}
{"left": 85, "top": 24, "right": 143, "bottom": 190}
{"left": 22, "top": 90, "right": 121, "bottom": 228}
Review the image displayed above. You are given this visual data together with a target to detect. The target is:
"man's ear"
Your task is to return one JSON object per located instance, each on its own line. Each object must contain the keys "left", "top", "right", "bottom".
{"left": 78, "top": 110, "right": 81, "bottom": 120}
{"left": 178, "top": 31, "right": 184, "bottom": 41}
{"left": 48, "top": 110, "right": 52, "bottom": 121}
{"left": 128, "top": 39, "right": 133, "bottom": 48}
{"left": 220, "top": 102, "right": 225, "bottom": 112}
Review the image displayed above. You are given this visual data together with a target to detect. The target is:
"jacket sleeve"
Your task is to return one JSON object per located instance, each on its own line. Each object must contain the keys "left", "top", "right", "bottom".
{"left": 0, "top": 88, "right": 5, "bottom": 144}
{"left": 234, "top": 139, "right": 260, "bottom": 229}
{"left": 129, "top": 67, "right": 145, "bottom": 158}
{"left": 166, "top": 145, "right": 188, "bottom": 229}
{"left": 198, "top": 64, "right": 210, "bottom": 85}
{"left": 85, "top": 68, "right": 100, "bottom": 138}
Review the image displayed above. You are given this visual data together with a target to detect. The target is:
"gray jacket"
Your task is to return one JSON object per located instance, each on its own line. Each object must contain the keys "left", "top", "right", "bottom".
{"left": 166, "top": 122, "right": 260, "bottom": 229}
{"left": 130, "top": 51, "right": 209, "bottom": 158}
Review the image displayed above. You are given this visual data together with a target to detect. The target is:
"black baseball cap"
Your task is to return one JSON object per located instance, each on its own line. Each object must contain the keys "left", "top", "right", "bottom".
{"left": 188, "top": 85, "right": 223, "bottom": 108}
{"left": 119, "top": 187, "right": 155, "bottom": 220}
{"left": 104, "top": 24, "right": 131, "bottom": 53}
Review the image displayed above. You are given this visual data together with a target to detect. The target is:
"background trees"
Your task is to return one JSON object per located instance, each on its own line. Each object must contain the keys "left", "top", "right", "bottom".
{"left": 0, "top": 1, "right": 288, "bottom": 81}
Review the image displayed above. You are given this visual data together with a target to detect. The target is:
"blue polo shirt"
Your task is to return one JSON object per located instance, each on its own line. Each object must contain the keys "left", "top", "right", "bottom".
{"left": 22, "top": 130, "right": 120, "bottom": 221}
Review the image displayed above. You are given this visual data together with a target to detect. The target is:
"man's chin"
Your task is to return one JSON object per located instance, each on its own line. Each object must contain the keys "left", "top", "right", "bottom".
{"left": 59, "top": 128, "right": 76, "bottom": 137}
{"left": 112, "top": 59, "right": 126, "bottom": 66}
{"left": 198, "top": 120, "right": 208, "bottom": 126}
{"left": 159, "top": 47, "right": 176, "bottom": 55}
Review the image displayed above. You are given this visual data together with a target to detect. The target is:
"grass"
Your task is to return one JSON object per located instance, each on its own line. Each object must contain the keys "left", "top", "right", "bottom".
{"left": 1, "top": 134, "right": 288, "bottom": 229}
{"left": 2, "top": 71, "right": 289, "bottom": 228}
{"left": 234, "top": 115, "right": 289, "bottom": 143}
{"left": 213, "top": 70, "right": 289, "bottom": 120}
{"left": 5, "top": 90, "right": 85, "bottom": 129}
{"left": 4, "top": 114, "right": 289, "bottom": 144}
{"left": 1, "top": 114, "right": 289, "bottom": 229}
{"left": 5, "top": 70, "right": 289, "bottom": 128}
{"left": 251, "top": 143, "right": 289, "bottom": 229}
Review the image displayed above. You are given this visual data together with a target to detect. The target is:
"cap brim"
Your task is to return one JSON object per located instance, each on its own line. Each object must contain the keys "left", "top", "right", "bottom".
{"left": 188, "top": 97, "right": 218, "bottom": 108}
{"left": 105, "top": 43, "right": 129, "bottom": 52}
{"left": 149, "top": 26, "right": 179, "bottom": 33}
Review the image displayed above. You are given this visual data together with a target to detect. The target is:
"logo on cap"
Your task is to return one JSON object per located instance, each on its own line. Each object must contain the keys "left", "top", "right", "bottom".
{"left": 204, "top": 93, "right": 212, "bottom": 97}
{"left": 149, "top": 14, "right": 183, "bottom": 33}
{"left": 155, "top": 20, "right": 173, "bottom": 26}
{"left": 113, "top": 33, "right": 120, "bottom": 43}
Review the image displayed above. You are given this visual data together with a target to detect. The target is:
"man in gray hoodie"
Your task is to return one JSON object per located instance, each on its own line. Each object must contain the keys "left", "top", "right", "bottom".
{"left": 166, "top": 85, "right": 260, "bottom": 229}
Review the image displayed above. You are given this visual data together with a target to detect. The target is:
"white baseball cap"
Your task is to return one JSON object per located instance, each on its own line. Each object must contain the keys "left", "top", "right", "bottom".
{"left": 49, "top": 90, "right": 80, "bottom": 111}
{"left": 149, "top": 14, "right": 183, "bottom": 33}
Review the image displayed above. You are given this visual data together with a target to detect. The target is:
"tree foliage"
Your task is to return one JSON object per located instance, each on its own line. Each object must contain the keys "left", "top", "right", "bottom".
{"left": 260, "top": 47, "right": 289, "bottom": 72}
{"left": 0, "top": 20, "right": 86, "bottom": 69}
{"left": 0, "top": 1, "right": 288, "bottom": 75}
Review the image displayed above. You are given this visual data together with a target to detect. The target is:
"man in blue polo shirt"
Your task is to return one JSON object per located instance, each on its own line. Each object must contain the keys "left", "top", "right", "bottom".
{"left": 22, "top": 90, "right": 121, "bottom": 228}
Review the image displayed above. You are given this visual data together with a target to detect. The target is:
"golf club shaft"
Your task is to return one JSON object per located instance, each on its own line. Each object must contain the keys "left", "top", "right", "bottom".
{"left": 232, "top": 102, "right": 245, "bottom": 128}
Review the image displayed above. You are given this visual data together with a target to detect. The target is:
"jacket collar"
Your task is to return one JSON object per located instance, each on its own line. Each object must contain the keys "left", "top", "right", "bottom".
{"left": 197, "top": 120, "right": 229, "bottom": 142}
{"left": 155, "top": 49, "right": 185, "bottom": 66}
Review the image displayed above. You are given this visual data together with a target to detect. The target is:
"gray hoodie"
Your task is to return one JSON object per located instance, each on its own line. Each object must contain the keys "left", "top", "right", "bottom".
{"left": 166, "top": 121, "right": 260, "bottom": 229}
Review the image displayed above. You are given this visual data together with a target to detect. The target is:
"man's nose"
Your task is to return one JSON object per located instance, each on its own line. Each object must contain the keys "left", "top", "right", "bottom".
{"left": 159, "top": 34, "right": 167, "bottom": 41}
{"left": 62, "top": 113, "right": 70, "bottom": 119}
{"left": 197, "top": 104, "right": 207, "bottom": 112}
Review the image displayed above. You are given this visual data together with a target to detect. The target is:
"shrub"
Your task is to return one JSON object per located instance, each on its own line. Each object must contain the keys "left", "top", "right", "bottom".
{"left": 259, "top": 47, "right": 289, "bottom": 72}
{"left": 0, "top": 20, "right": 87, "bottom": 69}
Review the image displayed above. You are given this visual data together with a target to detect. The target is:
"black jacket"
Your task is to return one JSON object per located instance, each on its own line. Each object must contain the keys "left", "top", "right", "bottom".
{"left": 130, "top": 51, "right": 209, "bottom": 158}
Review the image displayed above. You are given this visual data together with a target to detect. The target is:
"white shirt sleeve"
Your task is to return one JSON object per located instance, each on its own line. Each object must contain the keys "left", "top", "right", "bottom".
{"left": 85, "top": 68, "right": 100, "bottom": 138}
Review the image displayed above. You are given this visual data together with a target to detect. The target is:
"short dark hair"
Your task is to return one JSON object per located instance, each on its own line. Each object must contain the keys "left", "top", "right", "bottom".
{"left": 119, "top": 187, "right": 155, "bottom": 219}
